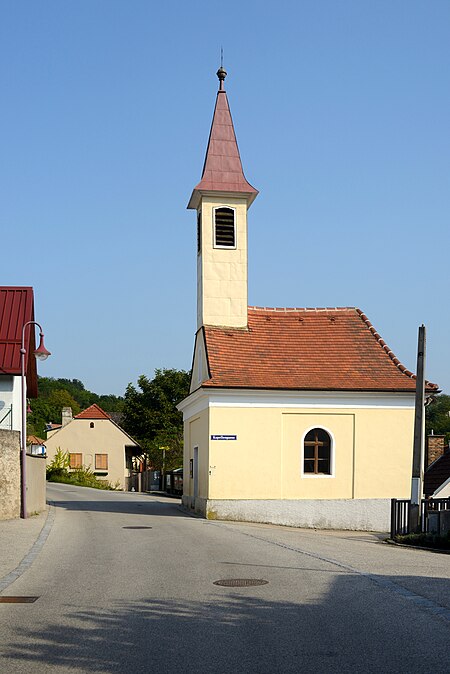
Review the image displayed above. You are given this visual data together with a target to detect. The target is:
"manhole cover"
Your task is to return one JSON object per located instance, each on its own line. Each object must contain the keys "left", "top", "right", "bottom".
{"left": 122, "top": 526, "right": 152, "bottom": 530}
{"left": 213, "top": 579, "right": 268, "bottom": 587}
{"left": 0, "top": 596, "right": 39, "bottom": 603}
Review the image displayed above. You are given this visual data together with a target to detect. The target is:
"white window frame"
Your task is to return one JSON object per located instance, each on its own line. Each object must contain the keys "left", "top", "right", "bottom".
{"left": 213, "top": 206, "right": 237, "bottom": 250}
{"left": 300, "top": 425, "right": 335, "bottom": 478}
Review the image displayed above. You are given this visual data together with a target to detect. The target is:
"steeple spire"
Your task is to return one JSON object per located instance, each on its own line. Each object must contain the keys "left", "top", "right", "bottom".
{"left": 187, "top": 68, "right": 258, "bottom": 210}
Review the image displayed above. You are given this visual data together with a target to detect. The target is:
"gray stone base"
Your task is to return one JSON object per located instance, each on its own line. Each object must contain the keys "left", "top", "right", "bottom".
{"left": 182, "top": 495, "right": 207, "bottom": 516}
{"left": 191, "top": 498, "right": 392, "bottom": 532}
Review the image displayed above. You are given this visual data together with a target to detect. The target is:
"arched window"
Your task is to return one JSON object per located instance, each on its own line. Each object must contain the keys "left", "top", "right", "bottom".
{"left": 214, "top": 207, "right": 235, "bottom": 248}
{"left": 303, "top": 428, "right": 331, "bottom": 475}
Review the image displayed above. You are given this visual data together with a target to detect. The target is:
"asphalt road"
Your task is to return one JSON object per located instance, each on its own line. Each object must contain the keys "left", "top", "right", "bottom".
{"left": 1, "top": 483, "right": 449, "bottom": 673}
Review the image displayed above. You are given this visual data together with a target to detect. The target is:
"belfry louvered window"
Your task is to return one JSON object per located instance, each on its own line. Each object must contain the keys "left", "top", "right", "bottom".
{"left": 214, "top": 207, "right": 235, "bottom": 248}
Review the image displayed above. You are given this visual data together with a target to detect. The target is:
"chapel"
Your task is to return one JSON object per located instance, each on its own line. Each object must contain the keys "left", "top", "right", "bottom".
{"left": 178, "top": 68, "right": 437, "bottom": 531}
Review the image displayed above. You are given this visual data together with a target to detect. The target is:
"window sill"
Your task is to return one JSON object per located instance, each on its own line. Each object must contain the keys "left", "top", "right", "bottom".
{"left": 301, "top": 474, "right": 335, "bottom": 478}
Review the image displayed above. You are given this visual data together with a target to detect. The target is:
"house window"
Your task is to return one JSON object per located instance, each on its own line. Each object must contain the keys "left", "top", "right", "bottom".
{"left": 303, "top": 428, "right": 331, "bottom": 475}
{"left": 197, "top": 211, "right": 202, "bottom": 254}
{"left": 95, "top": 454, "right": 108, "bottom": 470}
{"left": 69, "top": 453, "right": 82, "bottom": 469}
{"left": 90, "top": 422, "right": 95, "bottom": 428}
{"left": 214, "top": 207, "right": 235, "bottom": 248}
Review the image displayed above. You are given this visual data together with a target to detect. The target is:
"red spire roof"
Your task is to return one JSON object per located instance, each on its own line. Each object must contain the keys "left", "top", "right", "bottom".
{"left": 75, "top": 404, "right": 111, "bottom": 420}
{"left": 188, "top": 68, "right": 258, "bottom": 209}
{"left": 200, "top": 307, "right": 439, "bottom": 393}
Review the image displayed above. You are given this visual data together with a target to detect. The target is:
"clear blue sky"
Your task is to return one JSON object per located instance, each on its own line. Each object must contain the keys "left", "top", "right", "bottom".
{"left": 1, "top": 1, "right": 449, "bottom": 396}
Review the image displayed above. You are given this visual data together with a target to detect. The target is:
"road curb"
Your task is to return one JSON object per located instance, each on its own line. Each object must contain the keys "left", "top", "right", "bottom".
{"left": 0, "top": 504, "right": 56, "bottom": 593}
{"left": 385, "top": 538, "right": 450, "bottom": 555}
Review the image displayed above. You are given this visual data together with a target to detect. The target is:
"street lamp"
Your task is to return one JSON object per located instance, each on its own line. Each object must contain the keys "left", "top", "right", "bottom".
{"left": 20, "top": 321, "right": 51, "bottom": 519}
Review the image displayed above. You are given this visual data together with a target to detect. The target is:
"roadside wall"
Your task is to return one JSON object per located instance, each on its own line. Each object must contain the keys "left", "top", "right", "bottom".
{"left": 26, "top": 454, "right": 46, "bottom": 516}
{"left": 0, "top": 430, "right": 21, "bottom": 520}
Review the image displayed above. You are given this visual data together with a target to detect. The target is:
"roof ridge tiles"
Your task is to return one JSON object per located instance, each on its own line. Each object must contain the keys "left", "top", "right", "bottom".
{"left": 355, "top": 308, "right": 438, "bottom": 390}
{"left": 248, "top": 306, "right": 356, "bottom": 313}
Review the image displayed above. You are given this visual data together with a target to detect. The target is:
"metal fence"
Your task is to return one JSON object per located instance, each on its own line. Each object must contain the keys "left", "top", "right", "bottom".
{"left": 391, "top": 497, "right": 450, "bottom": 538}
{"left": 126, "top": 470, "right": 161, "bottom": 492}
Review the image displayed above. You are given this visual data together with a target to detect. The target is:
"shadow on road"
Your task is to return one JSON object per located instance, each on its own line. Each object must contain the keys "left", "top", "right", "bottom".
{"left": 49, "top": 497, "right": 189, "bottom": 518}
{"left": 2, "top": 576, "right": 450, "bottom": 673}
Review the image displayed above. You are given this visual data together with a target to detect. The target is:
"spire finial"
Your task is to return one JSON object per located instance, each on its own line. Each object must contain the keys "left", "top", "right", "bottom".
{"left": 217, "top": 49, "right": 227, "bottom": 91}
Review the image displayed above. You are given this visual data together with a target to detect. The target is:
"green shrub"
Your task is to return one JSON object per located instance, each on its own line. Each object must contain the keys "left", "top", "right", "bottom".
{"left": 394, "top": 532, "right": 450, "bottom": 550}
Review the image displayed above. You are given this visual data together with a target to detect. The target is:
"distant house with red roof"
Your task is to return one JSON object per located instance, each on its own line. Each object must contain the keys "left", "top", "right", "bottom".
{"left": 177, "top": 69, "right": 438, "bottom": 532}
{"left": 45, "top": 404, "right": 142, "bottom": 490}
{"left": 0, "top": 287, "right": 40, "bottom": 432}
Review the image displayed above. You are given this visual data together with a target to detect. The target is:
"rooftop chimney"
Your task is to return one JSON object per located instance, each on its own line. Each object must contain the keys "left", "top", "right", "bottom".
{"left": 426, "top": 434, "right": 446, "bottom": 467}
{"left": 61, "top": 407, "right": 73, "bottom": 427}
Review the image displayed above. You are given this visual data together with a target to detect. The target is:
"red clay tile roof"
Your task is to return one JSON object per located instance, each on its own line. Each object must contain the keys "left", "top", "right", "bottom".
{"left": 0, "top": 286, "right": 38, "bottom": 397}
{"left": 75, "top": 404, "right": 111, "bottom": 420}
{"left": 27, "top": 435, "right": 45, "bottom": 445}
{"left": 201, "top": 306, "right": 439, "bottom": 393}
{"left": 188, "top": 75, "right": 258, "bottom": 209}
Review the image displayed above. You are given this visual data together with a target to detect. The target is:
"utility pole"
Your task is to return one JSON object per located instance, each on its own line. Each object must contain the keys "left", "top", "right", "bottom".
{"left": 410, "top": 325, "right": 426, "bottom": 532}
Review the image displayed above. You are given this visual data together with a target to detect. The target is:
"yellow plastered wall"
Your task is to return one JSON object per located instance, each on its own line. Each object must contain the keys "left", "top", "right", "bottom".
{"left": 197, "top": 195, "right": 248, "bottom": 329}
{"left": 45, "top": 418, "right": 136, "bottom": 490}
{"left": 184, "top": 409, "right": 210, "bottom": 499}
{"left": 205, "top": 405, "right": 414, "bottom": 500}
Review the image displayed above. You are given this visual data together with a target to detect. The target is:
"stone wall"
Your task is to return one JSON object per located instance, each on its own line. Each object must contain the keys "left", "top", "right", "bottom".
{"left": 0, "top": 430, "right": 21, "bottom": 520}
{"left": 26, "top": 454, "right": 46, "bottom": 516}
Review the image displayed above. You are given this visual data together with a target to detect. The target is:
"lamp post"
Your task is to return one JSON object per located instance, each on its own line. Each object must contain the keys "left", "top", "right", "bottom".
{"left": 20, "top": 321, "right": 51, "bottom": 519}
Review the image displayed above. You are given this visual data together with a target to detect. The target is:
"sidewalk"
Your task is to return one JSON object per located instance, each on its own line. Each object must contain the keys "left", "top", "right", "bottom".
{"left": 0, "top": 508, "right": 51, "bottom": 591}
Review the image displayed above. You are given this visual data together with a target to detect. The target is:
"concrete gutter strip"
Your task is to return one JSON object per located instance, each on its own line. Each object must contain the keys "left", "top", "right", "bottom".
{"left": 0, "top": 505, "right": 55, "bottom": 593}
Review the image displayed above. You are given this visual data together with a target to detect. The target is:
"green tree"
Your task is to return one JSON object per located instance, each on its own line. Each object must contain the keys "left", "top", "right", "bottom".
{"left": 426, "top": 393, "right": 450, "bottom": 444}
{"left": 28, "top": 389, "right": 81, "bottom": 437}
{"left": 121, "top": 368, "right": 190, "bottom": 471}
{"left": 28, "top": 377, "right": 124, "bottom": 437}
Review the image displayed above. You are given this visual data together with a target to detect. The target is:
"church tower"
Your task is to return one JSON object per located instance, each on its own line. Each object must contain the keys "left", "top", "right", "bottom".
{"left": 188, "top": 67, "right": 258, "bottom": 329}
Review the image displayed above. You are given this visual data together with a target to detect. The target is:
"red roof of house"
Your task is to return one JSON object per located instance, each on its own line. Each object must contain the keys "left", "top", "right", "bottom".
{"left": 75, "top": 404, "right": 111, "bottom": 420}
{"left": 188, "top": 69, "right": 258, "bottom": 209}
{"left": 201, "top": 306, "right": 439, "bottom": 393}
{"left": 27, "top": 435, "right": 45, "bottom": 445}
{"left": 0, "top": 287, "right": 38, "bottom": 397}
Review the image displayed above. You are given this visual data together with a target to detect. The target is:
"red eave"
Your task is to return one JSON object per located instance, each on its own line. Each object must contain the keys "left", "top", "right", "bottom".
{"left": 201, "top": 307, "right": 439, "bottom": 393}
{"left": 0, "top": 287, "right": 38, "bottom": 397}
